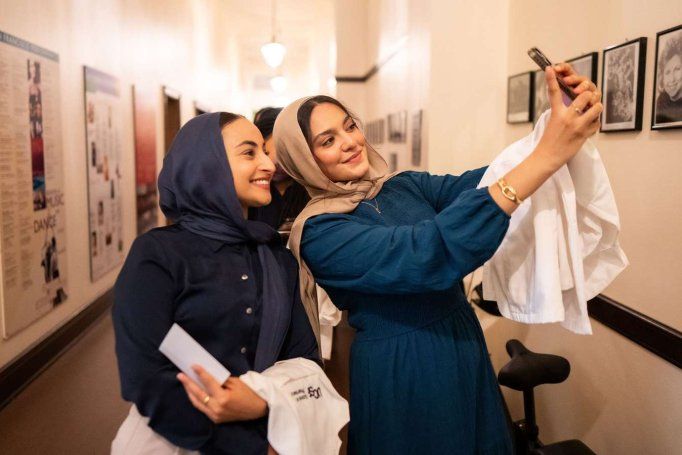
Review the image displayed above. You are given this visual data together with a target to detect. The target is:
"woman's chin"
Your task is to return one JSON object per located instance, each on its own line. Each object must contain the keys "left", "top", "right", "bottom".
{"left": 246, "top": 196, "right": 272, "bottom": 209}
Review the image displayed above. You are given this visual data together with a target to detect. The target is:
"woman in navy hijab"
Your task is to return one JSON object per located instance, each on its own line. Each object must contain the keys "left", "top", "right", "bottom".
{"left": 112, "top": 112, "right": 319, "bottom": 454}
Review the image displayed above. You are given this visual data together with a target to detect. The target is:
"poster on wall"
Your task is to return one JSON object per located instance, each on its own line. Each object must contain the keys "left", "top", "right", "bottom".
{"left": 0, "top": 30, "right": 68, "bottom": 338}
{"left": 84, "top": 66, "right": 124, "bottom": 281}
{"left": 132, "top": 85, "right": 158, "bottom": 234}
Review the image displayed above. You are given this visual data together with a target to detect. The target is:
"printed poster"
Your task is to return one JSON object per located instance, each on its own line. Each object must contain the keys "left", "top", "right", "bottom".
{"left": 84, "top": 66, "right": 124, "bottom": 281}
{"left": 0, "top": 30, "right": 68, "bottom": 338}
{"left": 132, "top": 85, "right": 158, "bottom": 234}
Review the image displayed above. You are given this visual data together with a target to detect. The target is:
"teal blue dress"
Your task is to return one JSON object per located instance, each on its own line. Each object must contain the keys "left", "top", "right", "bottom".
{"left": 301, "top": 168, "right": 513, "bottom": 454}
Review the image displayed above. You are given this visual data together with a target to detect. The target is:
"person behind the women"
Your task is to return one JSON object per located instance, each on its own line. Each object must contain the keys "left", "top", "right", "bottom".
{"left": 655, "top": 33, "right": 682, "bottom": 124}
{"left": 272, "top": 65, "right": 602, "bottom": 454}
{"left": 249, "top": 107, "right": 310, "bottom": 234}
{"left": 112, "top": 112, "right": 319, "bottom": 454}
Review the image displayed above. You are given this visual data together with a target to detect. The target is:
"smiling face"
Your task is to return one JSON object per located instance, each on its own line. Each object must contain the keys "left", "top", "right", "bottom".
{"left": 663, "top": 54, "right": 682, "bottom": 100}
{"left": 308, "top": 103, "right": 369, "bottom": 182}
{"left": 222, "top": 118, "right": 275, "bottom": 217}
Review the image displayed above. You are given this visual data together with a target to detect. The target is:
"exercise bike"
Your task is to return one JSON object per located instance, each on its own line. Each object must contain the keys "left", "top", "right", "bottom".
{"left": 469, "top": 283, "right": 597, "bottom": 455}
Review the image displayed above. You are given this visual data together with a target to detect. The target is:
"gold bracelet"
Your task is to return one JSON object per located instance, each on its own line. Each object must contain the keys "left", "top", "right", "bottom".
{"left": 496, "top": 178, "right": 523, "bottom": 205}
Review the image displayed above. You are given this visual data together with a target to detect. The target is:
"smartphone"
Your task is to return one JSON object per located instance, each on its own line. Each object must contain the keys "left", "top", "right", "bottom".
{"left": 528, "top": 47, "right": 577, "bottom": 101}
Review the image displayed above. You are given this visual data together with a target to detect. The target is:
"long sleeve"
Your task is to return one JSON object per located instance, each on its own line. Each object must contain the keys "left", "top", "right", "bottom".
{"left": 404, "top": 167, "right": 488, "bottom": 213}
{"left": 112, "top": 234, "right": 268, "bottom": 455}
{"left": 278, "top": 277, "right": 321, "bottom": 364}
{"left": 300, "top": 186, "right": 510, "bottom": 295}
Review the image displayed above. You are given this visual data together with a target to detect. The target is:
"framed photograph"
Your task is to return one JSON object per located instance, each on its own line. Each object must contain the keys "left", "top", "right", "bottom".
{"left": 411, "top": 110, "right": 423, "bottom": 166}
{"left": 533, "top": 70, "right": 549, "bottom": 124}
{"left": 507, "top": 72, "right": 533, "bottom": 123}
{"left": 365, "top": 119, "right": 385, "bottom": 144}
{"left": 601, "top": 38, "right": 647, "bottom": 132}
{"left": 387, "top": 111, "right": 407, "bottom": 143}
{"left": 567, "top": 52, "right": 599, "bottom": 84}
{"left": 651, "top": 24, "right": 682, "bottom": 130}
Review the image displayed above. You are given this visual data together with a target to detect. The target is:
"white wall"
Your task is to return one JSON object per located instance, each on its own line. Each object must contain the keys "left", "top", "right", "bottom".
{"left": 336, "top": 0, "right": 430, "bottom": 170}
{"left": 0, "top": 0, "right": 334, "bottom": 369}
{"left": 338, "top": 0, "right": 681, "bottom": 453}
{"left": 427, "top": 0, "right": 682, "bottom": 453}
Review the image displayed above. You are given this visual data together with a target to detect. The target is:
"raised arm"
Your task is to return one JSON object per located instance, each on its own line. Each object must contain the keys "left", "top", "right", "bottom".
{"left": 488, "top": 65, "right": 602, "bottom": 215}
{"left": 405, "top": 167, "right": 488, "bottom": 213}
{"left": 301, "top": 187, "right": 510, "bottom": 295}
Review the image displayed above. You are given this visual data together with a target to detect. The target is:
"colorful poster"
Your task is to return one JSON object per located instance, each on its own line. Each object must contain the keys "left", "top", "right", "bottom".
{"left": 84, "top": 66, "right": 124, "bottom": 281}
{"left": 0, "top": 30, "right": 68, "bottom": 338}
{"left": 132, "top": 85, "right": 158, "bottom": 234}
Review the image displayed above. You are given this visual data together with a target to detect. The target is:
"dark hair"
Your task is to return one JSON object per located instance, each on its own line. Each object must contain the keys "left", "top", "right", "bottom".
{"left": 658, "top": 34, "right": 682, "bottom": 92}
{"left": 297, "top": 95, "right": 358, "bottom": 146}
{"left": 219, "top": 112, "right": 243, "bottom": 129}
{"left": 254, "top": 107, "right": 283, "bottom": 139}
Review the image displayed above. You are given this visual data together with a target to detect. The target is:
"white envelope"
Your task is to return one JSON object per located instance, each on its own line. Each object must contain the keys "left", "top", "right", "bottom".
{"left": 159, "top": 323, "right": 231, "bottom": 389}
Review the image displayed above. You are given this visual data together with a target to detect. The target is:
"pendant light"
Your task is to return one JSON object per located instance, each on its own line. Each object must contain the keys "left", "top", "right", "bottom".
{"left": 261, "top": 0, "right": 286, "bottom": 68}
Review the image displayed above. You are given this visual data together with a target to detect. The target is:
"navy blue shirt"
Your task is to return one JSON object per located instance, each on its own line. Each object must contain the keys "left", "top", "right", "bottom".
{"left": 113, "top": 224, "right": 319, "bottom": 455}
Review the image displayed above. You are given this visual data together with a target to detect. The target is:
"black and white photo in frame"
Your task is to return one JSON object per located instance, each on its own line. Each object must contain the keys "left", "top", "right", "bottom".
{"left": 507, "top": 72, "right": 533, "bottom": 123}
{"left": 389, "top": 152, "right": 398, "bottom": 173}
{"left": 387, "top": 111, "right": 407, "bottom": 143}
{"left": 652, "top": 24, "right": 682, "bottom": 130}
{"left": 533, "top": 70, "right": 549, "bottom": 124}
{"left": 567, "top": 52, "right": 599, "bottom": 84}
{"left": 601, "top": 38, "right": 647, "bottom": 132}
{"left": 411, "top": 110, "right": 422, "bottom": 167}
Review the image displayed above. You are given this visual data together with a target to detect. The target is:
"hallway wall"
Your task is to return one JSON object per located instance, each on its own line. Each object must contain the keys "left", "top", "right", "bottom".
{"left": 0, "top": 0, "right": 334, "bottom": 370}
{"left": 0, "top": 0, "right": 231, "bottom": 370}
{"left": 335, "top": 0, "right": 682, "bottom": 453}
{"left": 335, "top": 0, "right": 430, "bottom": 171}
{"left": 426, "top": 0, "right": 682, "bottom": 453}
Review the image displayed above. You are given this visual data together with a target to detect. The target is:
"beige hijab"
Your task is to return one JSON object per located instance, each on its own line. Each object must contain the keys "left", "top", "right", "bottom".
{"left": 273, "top": 97, "right": 396, "bottom": 346}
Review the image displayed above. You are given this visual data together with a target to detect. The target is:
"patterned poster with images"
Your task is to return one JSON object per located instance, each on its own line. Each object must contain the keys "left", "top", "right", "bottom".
{"left": 84, "top": 66, "right": 124, "bottom": 281}
{"left": 0, "top": 31, "right": 68, "bottom": 338}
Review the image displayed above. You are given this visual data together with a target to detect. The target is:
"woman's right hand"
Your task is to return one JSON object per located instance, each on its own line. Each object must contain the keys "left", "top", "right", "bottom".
{"left": 177, "top": 366, "right": 268, "bottom": 424}
{"left": 534, "top": 66, "right": 603, "bottom": 171}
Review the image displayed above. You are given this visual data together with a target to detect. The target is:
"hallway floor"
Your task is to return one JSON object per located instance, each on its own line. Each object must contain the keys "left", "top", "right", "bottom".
{"left": 0, "top": 310, "right": 353, "bottom": 454}
{"left": 0, "top": 312, "right": 129, "bottom": 455}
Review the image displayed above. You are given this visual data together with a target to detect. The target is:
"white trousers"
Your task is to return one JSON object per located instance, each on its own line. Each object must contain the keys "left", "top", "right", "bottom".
{"left": 111, "top": 405, "right": 199, "bottom": 455}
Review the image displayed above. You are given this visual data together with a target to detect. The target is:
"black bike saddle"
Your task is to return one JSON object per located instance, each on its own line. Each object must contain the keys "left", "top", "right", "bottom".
{"left": 498, "top": 339, "right": 571, "bottom": 391}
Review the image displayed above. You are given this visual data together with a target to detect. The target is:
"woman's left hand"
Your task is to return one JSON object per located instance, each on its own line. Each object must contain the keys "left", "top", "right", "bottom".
{"left": 178, "top": 365, "right": 268, "bottom": 423}
{"left": 554, "top": 62, "right": 601, "bottom": 106}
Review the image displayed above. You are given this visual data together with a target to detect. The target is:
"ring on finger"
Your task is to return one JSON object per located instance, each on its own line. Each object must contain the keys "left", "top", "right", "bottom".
{"left": 203, "top": 395, "right": 211, "bottom": 405}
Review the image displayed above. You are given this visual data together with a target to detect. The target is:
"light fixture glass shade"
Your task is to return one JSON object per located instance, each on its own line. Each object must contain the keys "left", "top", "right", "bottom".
{"left": 270, "top": 75, "right": 287, "bottom": 93}
{"left": 261, "top": 41, "right": 286, "bottom": 68}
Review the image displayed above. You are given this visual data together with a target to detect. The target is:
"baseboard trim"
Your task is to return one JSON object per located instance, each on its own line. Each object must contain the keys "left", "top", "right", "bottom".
{"left": 587, "top": 294, "right": 681, "bottom": 369}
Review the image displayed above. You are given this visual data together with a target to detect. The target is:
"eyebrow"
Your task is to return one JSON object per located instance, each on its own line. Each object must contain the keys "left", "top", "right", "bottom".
{"left": 312, "top": 115, "right": 352, "bottom": 143}
{"left": 236, "top": 140, "right": 258, "bottom": 148}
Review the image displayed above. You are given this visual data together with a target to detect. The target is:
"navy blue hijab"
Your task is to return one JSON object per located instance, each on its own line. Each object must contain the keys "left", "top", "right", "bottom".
{"left": 158, "top": 112, "right": 290, "bottom": 372}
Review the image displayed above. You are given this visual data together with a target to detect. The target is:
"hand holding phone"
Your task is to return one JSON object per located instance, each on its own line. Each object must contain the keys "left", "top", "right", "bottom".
{"left": 528, "top": 47, "right": 577, "bottom": 101}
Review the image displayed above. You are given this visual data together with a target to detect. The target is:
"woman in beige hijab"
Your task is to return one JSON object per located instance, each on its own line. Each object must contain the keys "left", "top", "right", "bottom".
{"left": 274, "top": 65, "right": 601, "bottom": 454}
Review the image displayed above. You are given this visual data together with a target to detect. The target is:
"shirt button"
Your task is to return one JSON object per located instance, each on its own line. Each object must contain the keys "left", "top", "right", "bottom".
{"left": 241, "top": 274, "right": 249, "bottom": 281}
{"left": 245, "top": 307, "right": 253, "bottom": 315}
{"left": 240, "top": 347, "right": 247, "bottom": 354}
